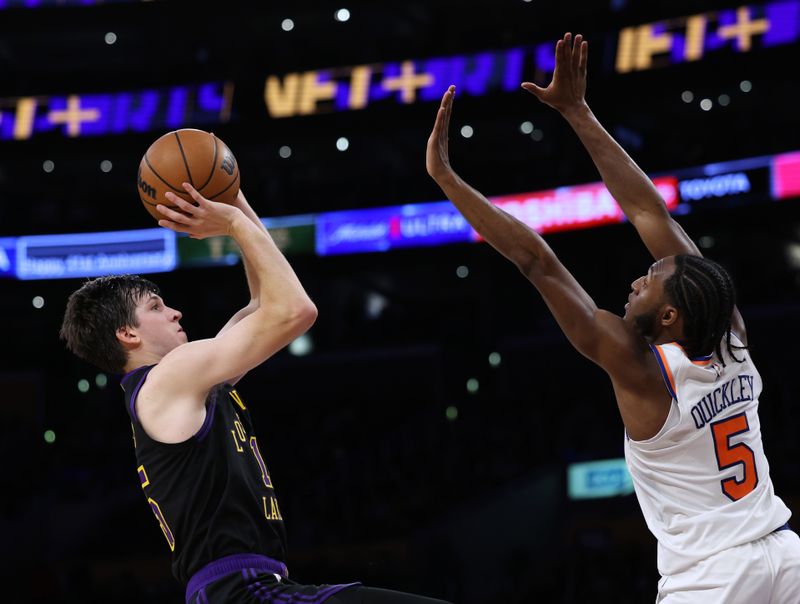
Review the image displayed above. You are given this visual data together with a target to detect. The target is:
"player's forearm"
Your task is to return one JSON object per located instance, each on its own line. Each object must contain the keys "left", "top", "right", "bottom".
{"left": 562, "top": 104, "right": 669, "bottom": 221}
{"left": 228, "top": 212, "right": 314, "bottom": 316}
{"left": 232, "top": 195, "right": 270, "bottom": 303}
{"left": 435, "top": 171, "right": 551, "bottom": 274}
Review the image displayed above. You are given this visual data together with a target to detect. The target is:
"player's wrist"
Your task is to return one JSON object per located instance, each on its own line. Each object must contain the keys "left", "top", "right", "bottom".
{"left": 226, "top": 207, "right": 251, "bottom": 237}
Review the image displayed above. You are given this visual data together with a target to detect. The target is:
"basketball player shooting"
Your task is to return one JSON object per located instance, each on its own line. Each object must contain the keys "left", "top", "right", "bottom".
{"left": 426, "top": 33, "right": 799, "bottom": 602}
{"left": 60, "top": 186, "right": 452, "bottom": 604}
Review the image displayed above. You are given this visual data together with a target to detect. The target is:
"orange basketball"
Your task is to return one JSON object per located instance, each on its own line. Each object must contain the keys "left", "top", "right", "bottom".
{"left": 137, "top": 128, "right": 240, "bottom": 222}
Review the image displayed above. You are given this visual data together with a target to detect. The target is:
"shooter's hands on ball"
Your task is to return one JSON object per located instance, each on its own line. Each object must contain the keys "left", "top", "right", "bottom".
{"left": 156, "top": 183, "right": 241, "bottom": 239}
{"left": 426, "top": 84, "right": 457, "bottom": 184}
{"left": 522, "top": 32, "right": 588, "bottom": 115}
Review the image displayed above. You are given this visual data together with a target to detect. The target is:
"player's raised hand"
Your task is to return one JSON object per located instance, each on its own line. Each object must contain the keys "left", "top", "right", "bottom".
{"left": 522, "top": 32, "right": 588, "bottom": 114}
{"left": 426, "top": 85, "right": 457, "bottom": 183}
{"left": 156, "top": 183, "right": 241, "bottom": 239}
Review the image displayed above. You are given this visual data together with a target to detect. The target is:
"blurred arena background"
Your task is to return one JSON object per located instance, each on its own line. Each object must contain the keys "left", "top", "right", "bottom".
{"left": 1, "top": 0, "right": 799, "bottom": 602}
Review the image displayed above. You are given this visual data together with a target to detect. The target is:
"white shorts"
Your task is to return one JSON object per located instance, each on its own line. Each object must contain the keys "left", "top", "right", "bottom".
{"left": 656, "top": 528, "right": 800, "bottom": 603}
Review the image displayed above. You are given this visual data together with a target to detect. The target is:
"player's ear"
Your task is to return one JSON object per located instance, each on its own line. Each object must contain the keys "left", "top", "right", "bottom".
{"left": 116, "top": 325, "right": 140, "bottom": 346}
{"left": 660, "top": 305, "right": 678, "bottom": 327}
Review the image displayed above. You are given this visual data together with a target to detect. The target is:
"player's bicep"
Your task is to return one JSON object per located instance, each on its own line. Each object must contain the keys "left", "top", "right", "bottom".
{"left": 158, "top": 308, "right": 314, "bottom": 397}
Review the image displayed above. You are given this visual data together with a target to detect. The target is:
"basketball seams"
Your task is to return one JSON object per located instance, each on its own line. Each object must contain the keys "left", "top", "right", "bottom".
{"left": 207, "top": 169, "right": 240, "bottom": 200}
{"left": 173, "top": 131, "right": 195, "bottom": 187}
{"left": 196, "top": 132, "right": 218, "bottom": 193}
{"left": 143, "top": 154, "right": 186, "bottom": 194}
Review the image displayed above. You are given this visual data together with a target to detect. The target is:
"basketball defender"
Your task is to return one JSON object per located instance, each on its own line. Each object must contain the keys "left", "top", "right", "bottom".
{"left": 426, "top": 33, "right": 800, "bottom": 602}
{"left": 61, "top": 186, "right": 451, "bottom": 604}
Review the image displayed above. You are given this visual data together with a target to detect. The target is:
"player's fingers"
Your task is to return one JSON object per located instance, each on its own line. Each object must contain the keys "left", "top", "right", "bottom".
{"left": 433, "top": 107, "right": 445, "bottom": 133}
{"left": 572, "top": 34, "right": 583, "bottom": 71}
{"left": 579, "top": 40, "right": 588, "bottom": 74}
{"left": 521, "top": 82, "right": 545, "bottom": 98}
{"left": 440, "top": 85, "right": 454, "bottom": 110}
{"left": 156, "top": 203, "right": 192, "bottom": 223}
{"left": 555, "top": 39, "right": 565, "bottom": 68}
{"left": 164, "top": 192, "right": 199, "bottom": 215}
{"left": 181, "top": 182, "right": 206, "bottom": 205}
{"left": 442, "top": 85, "right": 456, "bottom": 124}
{"left": 443, "top": 85, "right": 454, "bottom": 129}
{"left": 157, "top": 218, "right": 190, "bottom": 233}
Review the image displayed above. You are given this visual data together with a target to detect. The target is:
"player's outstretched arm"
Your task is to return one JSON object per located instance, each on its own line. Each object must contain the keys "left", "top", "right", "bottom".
{"left": 524, "top": 33, "right": 746, "bottom": 341}
{"left": 427, "top": 86, "right": 650, "bottom": 392}
{"left": 522, "top": 33, "right": 700, "bottom": 262}
{"left": 427, "top": 86, "right": 553, "bottom": 273}
{"left": 155, "top": 185, "right": 317, "bottom": 394}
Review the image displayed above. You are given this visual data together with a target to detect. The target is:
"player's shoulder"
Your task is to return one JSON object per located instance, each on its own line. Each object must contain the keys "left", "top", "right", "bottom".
{"left": 147, "top": 338, "right": 220, "bottom": 389}
{"left": 138, "top": 344, "right": 218, "bottom": 411}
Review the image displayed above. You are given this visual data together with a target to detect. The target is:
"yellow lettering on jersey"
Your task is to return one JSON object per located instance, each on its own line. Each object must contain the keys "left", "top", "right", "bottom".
{"left": 148, "top": 497, "right": 176, "bottom": 551}
{"left": 230, "top": 411, "right": 248, "bottom": 452}
{"left": 137, "top": 465, "right": 150, "bottom": 488}
{"left": 262, "top": 495, "right": 283, "bottom": 521}
{"left": 229, "top": 389, "right": 246, "bottom": 411}
{"left": 231, "top": 430, "right": 244, "bottom": 452}
{"left": 234, "top": 418, "right": 247, "bottom": 442}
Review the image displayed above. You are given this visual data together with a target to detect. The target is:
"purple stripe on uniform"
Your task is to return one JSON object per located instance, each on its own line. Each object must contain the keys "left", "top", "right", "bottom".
{"left": 649, "top": 344, "right": 677, "bottom": 400}
{"left": 128, "top": 366, "right": 155, "bottom": 422}
{"left": 195, "top": 588, "right": 209, "bottom": 604}
{"left": 246, "top": 572, "right": 359, "bottom": 604}
{"left": 121, "top": 365, "right": 142, "bottom": 383}
{"left": 185, "top": 553, "right": 288, "bottom": 603}
{"left": 195, "top": 396, "right": 217, "bottom": 441}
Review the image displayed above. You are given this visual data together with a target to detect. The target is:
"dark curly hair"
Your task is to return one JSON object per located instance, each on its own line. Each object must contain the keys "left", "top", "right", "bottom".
{"left": 60, "top": 275, "right": 160, "bottom": 373}
{"left": 663, "top": 255, "right": 746, "bottom": 366}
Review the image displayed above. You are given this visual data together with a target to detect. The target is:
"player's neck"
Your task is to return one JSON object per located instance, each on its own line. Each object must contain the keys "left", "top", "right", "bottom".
{"left": 125, "top": 351, "right": 162, "bottom": 373}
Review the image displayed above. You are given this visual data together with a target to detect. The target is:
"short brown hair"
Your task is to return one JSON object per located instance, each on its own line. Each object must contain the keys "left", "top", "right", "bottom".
{"left": 60, "top": 275, "right": 160, "bottom": 373}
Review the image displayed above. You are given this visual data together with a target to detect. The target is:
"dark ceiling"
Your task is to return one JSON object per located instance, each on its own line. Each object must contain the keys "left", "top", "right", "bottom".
{"left": 1, "top": 0, "right": 797, "bottom": 236}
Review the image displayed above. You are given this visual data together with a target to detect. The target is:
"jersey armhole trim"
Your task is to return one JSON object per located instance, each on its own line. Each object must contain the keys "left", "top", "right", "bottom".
{"left": 650, "top": 344, "right": 677, "bottom": 401}
{"left": 128, "top": 366, "right": 155, "bottom": 423}
{"left": 194, "top": 390, "right": 218, "bottom": 442}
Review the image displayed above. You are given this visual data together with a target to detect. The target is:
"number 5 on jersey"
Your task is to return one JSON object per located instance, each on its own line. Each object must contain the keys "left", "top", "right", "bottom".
{"left": 711, "top": 412, "right": 758, "bottom": 502}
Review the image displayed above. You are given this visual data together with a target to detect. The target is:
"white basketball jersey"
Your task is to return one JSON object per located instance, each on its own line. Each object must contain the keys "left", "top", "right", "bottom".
{"left": 624, "top": 333, "right": 791, "bottom": 576}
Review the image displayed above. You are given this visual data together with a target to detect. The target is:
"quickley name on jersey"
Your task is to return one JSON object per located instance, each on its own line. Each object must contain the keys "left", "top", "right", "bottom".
{"left": 690, "top": 373, "right": 755, "bottom": 429}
